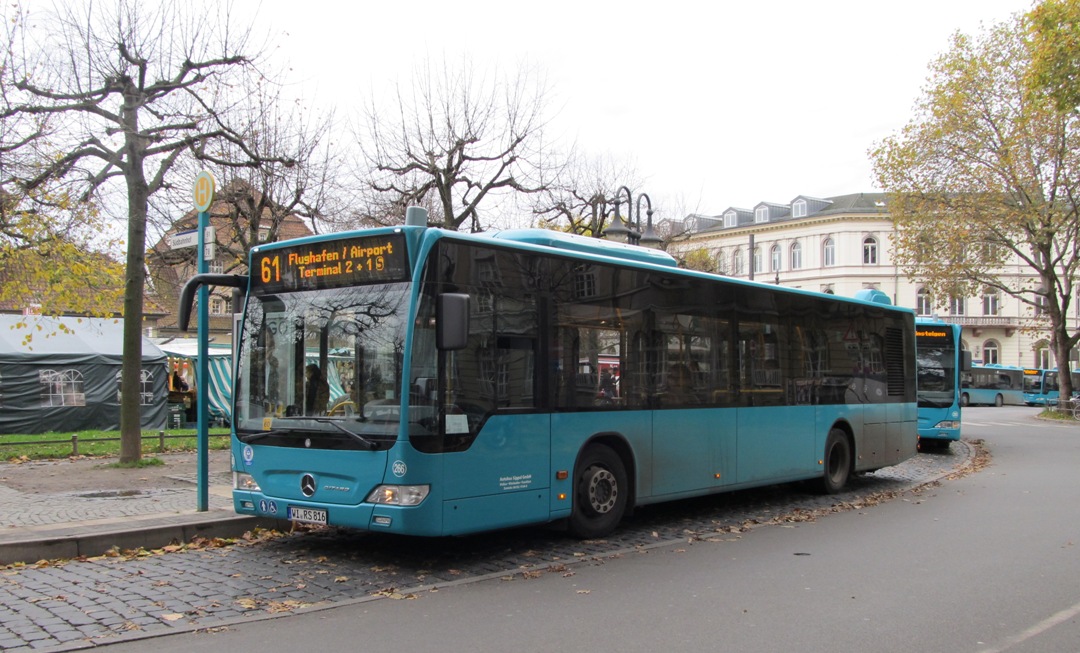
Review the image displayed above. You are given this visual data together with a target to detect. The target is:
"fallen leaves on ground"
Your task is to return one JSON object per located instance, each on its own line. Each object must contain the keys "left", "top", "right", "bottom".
{"left": 1, "top": 527, "right": 288, "bottom": 572}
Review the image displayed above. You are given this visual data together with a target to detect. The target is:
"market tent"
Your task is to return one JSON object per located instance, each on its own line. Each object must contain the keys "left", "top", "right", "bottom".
{"left": 154, "top": 339, "right": 351, "bottom": 422}
{"left": 155, "top": 339, "right": 233, "bottom": 422}
{"left": 0, "top": 315, "right": 168, "bottom": 434}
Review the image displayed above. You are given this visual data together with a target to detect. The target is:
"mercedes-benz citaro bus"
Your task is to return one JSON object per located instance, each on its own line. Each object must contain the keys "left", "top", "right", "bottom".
{"left": 961, "top": 364, "right": 1024, "bottom": 407}
{"left": 914, "top": 320, "right": 970, "bottom": 450}
{"left": 179, "top": 207, "right": 919, "bottom": 538}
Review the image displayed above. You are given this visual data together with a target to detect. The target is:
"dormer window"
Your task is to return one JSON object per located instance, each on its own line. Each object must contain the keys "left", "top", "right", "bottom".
{"left": 792, "top": 199, "right": 807, "bottom": 218}
{"left": 754, "top": 207, "right": 769, "bottom": 223}
{"left": 724, "top": 211, "right": 737, "bottom": 228}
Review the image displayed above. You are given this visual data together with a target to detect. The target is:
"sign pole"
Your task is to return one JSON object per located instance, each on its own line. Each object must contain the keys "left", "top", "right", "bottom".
{"left": 193, "top": 171, "right": 215, "bottom": 512}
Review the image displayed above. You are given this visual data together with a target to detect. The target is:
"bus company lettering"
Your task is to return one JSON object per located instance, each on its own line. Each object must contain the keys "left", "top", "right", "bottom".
{"left": 499, "top": 474, "right": 533, "bottom": 491}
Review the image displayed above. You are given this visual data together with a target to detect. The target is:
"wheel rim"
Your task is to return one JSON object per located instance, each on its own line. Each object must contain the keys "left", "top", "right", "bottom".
{"left": 585, "top": 466, "right": 618, "bottom": 514}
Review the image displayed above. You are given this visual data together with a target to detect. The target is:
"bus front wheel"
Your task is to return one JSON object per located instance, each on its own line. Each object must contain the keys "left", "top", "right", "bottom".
{"left": 820, "top": 428, "right": 852, "bottom": 494}
{"left": 568, "top": 445, "right": 627, "bottom": 539}
{"left": 995, "top": 394, "right": 1004, "bottom": 407}
{"left": 960, "top": 393, "right": 970, "bottom": 407}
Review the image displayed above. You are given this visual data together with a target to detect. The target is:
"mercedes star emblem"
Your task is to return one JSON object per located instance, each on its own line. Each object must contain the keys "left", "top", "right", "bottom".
{"left": 300, "top": 474, "right": 316, "bottom": 497}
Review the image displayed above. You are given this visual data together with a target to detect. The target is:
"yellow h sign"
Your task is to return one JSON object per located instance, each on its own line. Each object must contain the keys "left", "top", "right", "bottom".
{"left": 193, "top": 171, "right": 216, "bottom": 212}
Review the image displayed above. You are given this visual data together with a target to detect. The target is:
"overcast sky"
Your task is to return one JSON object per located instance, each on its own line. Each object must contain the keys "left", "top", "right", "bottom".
{"left": 251, "top": 0, "right": 1031, "bottom": 221}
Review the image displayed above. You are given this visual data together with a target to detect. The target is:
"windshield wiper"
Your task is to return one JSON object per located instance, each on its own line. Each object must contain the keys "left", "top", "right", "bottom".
{"left": 309, "top": 418, "right": 378, "bottom": 449}
{"left": 237, "top": 429, "right": 292, "bottom": 444}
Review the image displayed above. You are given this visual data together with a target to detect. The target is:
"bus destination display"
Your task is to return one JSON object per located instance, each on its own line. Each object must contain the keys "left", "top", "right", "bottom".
{"left": 915, "top": 327, "right": 949, "bottom": 340}
{"left": 252, "top": 234, "right": 409, "bottom": 293}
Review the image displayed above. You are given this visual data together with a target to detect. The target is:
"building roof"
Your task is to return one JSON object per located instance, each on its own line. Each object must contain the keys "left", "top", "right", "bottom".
{"left": 685, "top": 192, "right": 888, "bottom": 235}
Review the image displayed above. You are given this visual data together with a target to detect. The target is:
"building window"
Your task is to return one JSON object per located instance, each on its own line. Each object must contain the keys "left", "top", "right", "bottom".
{"left": 209, "top": 296, "right": 227, "bottom": 315}
{"left": 770, "top": 244, "right": 782, "bottom": 272}
{"left": 753, "top": 247, "right": 763, "bottom": 274}
{"left": 982, "top": 340, "right": 1000, "bottom": 365}
{"left": 473, "top": 289, "right": 491, "bottom": 313}
{"left": 916, "top": 288, "right": 932, "bottom": 316}
{"left": 822, "top": 238, "right": 835, "bottom": 267}
{"left": 790, "top": 242, "right": 802, "bottom": 270}
{"left": 982, "top": 290, "right": 1000, "bottom": 316}
{"left": 1035, "top": 344, "right": 1052, "bottom": 369}
{"left": 862, "top": 237, "right": 878, "bottom": 265}
{"left": 724, "top": 211, "right": 737, "bottom": 228}
{"left": 949, "top": 296, "right": 966, "bottom": 316}
{"left": 792, "top": 199, "right": 807, "bottom": 218}
{"left": 573, "top": 265, "right": 596, "bottom": 299}
{"left": 754, "top": 207, "right": 768, "bottom": 223}
{"left": 733, "top": 249, "right": 744, "bottom": 276}
{"left": 1034, "top": 291, "right": 1049, "bottom": 316}
{"left": 209, "top": 260, "right": 224, "bottom": 274}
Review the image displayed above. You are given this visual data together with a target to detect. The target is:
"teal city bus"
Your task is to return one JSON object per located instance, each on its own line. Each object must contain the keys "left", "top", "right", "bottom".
{"left": 914, "top": 320, "right": 969, "bottom": 450}
{"left": 961, "top": 364, "right": 1025, "bottom": 407}
{"left": 180, "top": 208, "right": 919, "bottom": 538}
{"left": 1022, "top": 368, "right": 1080, "bottom": 406}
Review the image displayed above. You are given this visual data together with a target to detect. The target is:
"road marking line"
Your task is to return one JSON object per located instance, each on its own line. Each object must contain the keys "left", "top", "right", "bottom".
{"left": 977, "top": 600, "right": 1080, "bottom": 652}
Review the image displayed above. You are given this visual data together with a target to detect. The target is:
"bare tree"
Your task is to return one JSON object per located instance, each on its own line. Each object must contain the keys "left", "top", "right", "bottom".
{"left": 353, "top": 57, "right": 566, "bottom": 231}
{"left": 150, "top": 75, "right": 342, "bottom": 277}
{"left": 533, "top": 151, "right": 643, "bottom": 237}
{"left": 0, "top": 0, "right": 292, "bottom": 462}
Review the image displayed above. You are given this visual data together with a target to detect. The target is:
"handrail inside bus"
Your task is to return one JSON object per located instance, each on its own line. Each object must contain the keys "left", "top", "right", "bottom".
{"left": 178, "top": 273, "right": 248, "bottom": 332}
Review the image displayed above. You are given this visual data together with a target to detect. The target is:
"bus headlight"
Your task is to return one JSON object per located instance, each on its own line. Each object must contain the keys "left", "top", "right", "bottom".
{"left": 234, "top": 471, "right": 261, "bottom": 492}
{"left": 933, "top": 420, "right": 960, "bottom": 429}
{"left": 366, "top": 485, "right": 430, "bottom": 506}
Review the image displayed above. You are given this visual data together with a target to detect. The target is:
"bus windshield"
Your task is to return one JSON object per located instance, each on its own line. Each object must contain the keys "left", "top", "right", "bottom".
{"left": 916, "top": 342, "right": 956, "bottom": 408}
{"left": 234, "top": 282, "right": 420, "bottom": 449}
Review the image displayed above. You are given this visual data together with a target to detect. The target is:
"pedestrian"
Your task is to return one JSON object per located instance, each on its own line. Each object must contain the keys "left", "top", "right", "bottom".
{"left": 305, "top": 364, "right": 331, "bottom": 415}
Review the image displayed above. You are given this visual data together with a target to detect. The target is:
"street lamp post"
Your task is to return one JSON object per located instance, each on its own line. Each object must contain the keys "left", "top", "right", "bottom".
{"left": 636, "top": 193, "right": 662, "bottom": 248}
{"left": 601, "top": 185, "right": 662, "bottom": 248}
{"left": 601, "top": 186, "right": 635, "bottom": 243}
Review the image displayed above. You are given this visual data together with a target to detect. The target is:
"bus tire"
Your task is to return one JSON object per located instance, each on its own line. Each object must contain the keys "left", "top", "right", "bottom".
{"left": 995, "top": 394, "right": 1004, "bottom": 407}
{"left": 568, "top": 444, "right": 627, "bottom": 539}
{"left": 960, "top": 393, "right": 970, "bottom": 407}
{"left": 820, "top": 428, "right": 852, "bottom": 494}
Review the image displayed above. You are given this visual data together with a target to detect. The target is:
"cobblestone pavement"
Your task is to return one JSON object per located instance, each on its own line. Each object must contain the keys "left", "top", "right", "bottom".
{"left": 0, "top": 452, "right": 234, "bottom": 529}
{"left": 0, "top": 443, "right": 974, "bottom": 652}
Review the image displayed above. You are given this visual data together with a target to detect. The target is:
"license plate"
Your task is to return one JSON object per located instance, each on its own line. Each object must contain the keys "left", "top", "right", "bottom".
{"left": 288, "top": 506, "right": 327, "bottom": 524}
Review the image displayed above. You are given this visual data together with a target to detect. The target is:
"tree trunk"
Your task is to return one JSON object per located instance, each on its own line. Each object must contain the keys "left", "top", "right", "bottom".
{"left": 1054, "top": 328, "right": 1074, "bottom": 401}
{"left": 119, "top": 176, "right": 149, "bottom": 464}
{"left": 119, "top": 91, "right": 149, "bottom": 464}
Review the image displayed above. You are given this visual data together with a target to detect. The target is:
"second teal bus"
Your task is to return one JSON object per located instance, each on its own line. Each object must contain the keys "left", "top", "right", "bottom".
{"left": 961, "top": 364, "right": 1025, "bottom": 407}
{"left": 915, "top": 320, "right": 970, "bottom": 450}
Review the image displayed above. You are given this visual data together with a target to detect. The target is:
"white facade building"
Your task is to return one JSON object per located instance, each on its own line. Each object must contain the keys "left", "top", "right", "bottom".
{"left": 669, "top": 193, "right": 1077, "bottom": 369}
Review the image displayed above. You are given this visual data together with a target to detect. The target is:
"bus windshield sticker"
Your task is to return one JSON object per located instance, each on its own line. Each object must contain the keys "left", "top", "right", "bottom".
{"left": 445, "top": 414, "right": 469, "bottom": 434}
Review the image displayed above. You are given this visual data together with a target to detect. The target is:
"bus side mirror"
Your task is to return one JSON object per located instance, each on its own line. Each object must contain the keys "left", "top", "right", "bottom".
{"left": 437, "top": 293, "right": 470, "bottom": 350}
{"left": 961, "top": 350, "right": 973, "bottom": 372}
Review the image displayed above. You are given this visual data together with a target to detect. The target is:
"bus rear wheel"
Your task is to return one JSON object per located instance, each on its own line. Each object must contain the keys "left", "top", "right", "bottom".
{"left": 568, "top": 445, "right": 627, "bottom": 539}
{"left": 820, "top": 428, "right": 852, "bottom": 494}
{"left": 995, "top": 394, "right": 1004, "bottom": 407}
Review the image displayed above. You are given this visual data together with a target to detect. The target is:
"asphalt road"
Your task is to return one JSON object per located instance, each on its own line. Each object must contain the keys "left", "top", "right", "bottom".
{"left": 90, "top": 406, "right": 1080, "bottom": 653}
